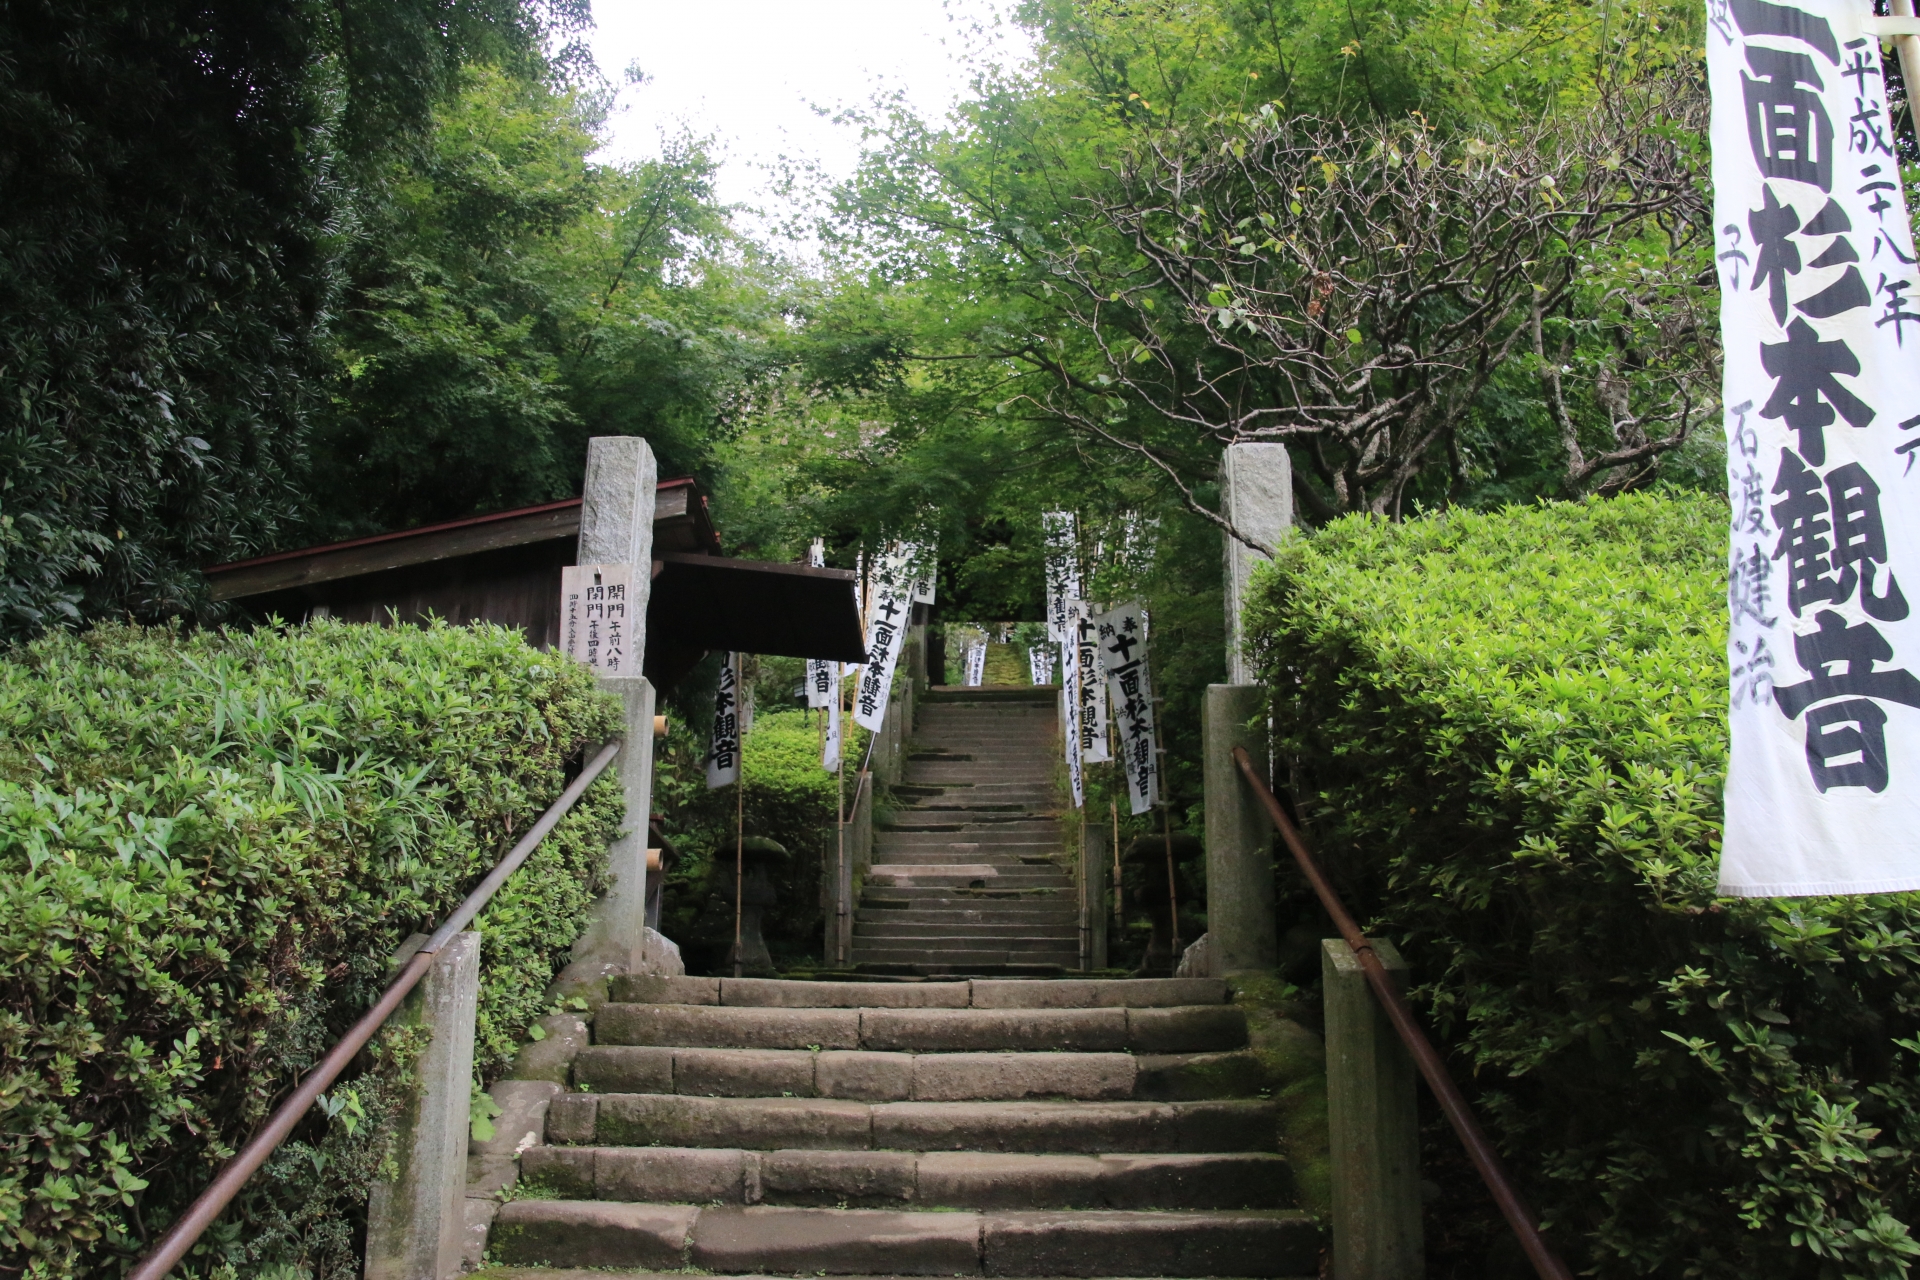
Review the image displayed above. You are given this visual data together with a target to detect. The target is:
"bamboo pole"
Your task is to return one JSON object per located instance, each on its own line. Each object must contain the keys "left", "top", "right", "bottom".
{"left": 1891, "top": 0, "right": 1920, "bottom": 138}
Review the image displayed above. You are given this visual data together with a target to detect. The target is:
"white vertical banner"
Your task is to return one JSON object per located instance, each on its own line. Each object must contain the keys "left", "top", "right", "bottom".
{"left": 1043, "top": 511, "right": 1081, "bottom": 642}
{"left": 805, "top": 538, "right": 837, "bottom": 711}
{"left": 823, "top": 673, "right": 843, "bottom": 772}
{"left": 1028, "top": 646, "right": 1053, "bottom": 684}
{"left": 853, "top": 546, "right": 914, "bottom": 732}
{"left": 1074, "top": 603, "right": 1112, "bottom": 763}
{"left": 560, "top": 563, "right": 636, "bottom": 674}
{"left": 706, "top": 652, "right": 742, "bottom": 789}
{"left": 908, "top": 542, "right": 938, "bottom": 604}
{"left": 964, "top": 641, "right": 987, "bottom": 686}
{"left": 1094, "top": 602, "right": 1159, "bottom": 815}
{"left": 1712, "top": 0, "right": 1920, "bottom": 894}
{"left": 1060, "top": 622, "right": 1084, "bottom": 809}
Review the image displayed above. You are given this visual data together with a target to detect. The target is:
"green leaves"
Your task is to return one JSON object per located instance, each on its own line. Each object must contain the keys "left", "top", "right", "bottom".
{"left": 1248, "top": 493, "right": 1920, "bottom": 1278}
{"left": 0, "top": 620, "right": 623, "bottom": 1277}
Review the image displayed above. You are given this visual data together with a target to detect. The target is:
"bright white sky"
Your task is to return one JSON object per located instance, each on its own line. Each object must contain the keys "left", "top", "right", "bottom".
{"left": 584, "top": 0, "right": 1034, "bottom": 245}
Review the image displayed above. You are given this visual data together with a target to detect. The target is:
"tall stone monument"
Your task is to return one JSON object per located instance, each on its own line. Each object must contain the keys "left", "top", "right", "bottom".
{"left": 1220, "top": 441, "right": 1292, "bottom": 684}
{"left": 1200, "top": 441, "right": 1292, "bottom": 975}
{"left": 570, "top": 436, "right": 659, "bottom": 973}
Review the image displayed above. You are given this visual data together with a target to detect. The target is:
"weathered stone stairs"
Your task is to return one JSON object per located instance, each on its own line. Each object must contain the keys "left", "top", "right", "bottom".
{"left": 855, "top": 688, "right": 1077, "bottom": 975}
{"left": 483, "top": 975, "right": 1319, "bottom": 1277}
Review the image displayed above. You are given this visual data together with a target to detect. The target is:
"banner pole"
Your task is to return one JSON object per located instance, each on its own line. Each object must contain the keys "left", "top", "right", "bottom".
{"left": 1891, "top": 0, "right": 1920, "bottom": 135}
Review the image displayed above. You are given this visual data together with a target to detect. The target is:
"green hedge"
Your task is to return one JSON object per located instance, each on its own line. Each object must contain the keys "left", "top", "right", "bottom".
{"left": 1246, "top": 492, "right": 1920, "bottom": 1279}
{"left": 656, "top": 706, "right": 842, "bottom": 972}
{"left": 0, "top": 621, "right": 623, "bottom": 1280}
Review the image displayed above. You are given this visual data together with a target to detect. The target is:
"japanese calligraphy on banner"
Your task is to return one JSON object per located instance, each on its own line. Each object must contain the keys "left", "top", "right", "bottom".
{"left": 1074, "top": 604, "right": 1112, "bottom": 764}
{"left": 805, "top": 539, "right": 837, "bottom": 711}
{"left": 1043, "top": 511, "right": 1081, "bottom": 642}
{"left": 853, "top": 547, "right": 915, "bottom": 732}
{"left": 1713, "top": 0, "right": 1920, "bottom": 894}
{"left": 823, "top": 671, "right": 844, "bottom": 772}
{"left": 1094, "top": 601, "right": 1160, "bottom": 815}
{"left": 706, "top": 653, "right": 742, "bottom": 789}
{"left": 1029, "top": 646, "right": 1054, "bottom": 685}
{"left": 559, "top": 563, "right": 635, "bottom": 675}
{"left": 964, "top": 640, "right": 986, "bottom": 687}
{"left": 1060, "top": 624, "right": 1085, "bottom": 808}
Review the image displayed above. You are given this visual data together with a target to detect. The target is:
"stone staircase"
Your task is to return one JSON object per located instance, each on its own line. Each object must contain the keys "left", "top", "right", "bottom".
{"left": 855, "top": 687, "right": 1078, "bottom": 975}
{"left": 482, "top": 975, "right": 1318, "bottom": 1277}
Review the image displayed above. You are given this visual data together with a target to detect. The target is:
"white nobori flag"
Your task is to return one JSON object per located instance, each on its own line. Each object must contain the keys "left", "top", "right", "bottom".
{"left": 1073, "top": 602, "right": 1112, "bottom": 764}
{"left": 805, "top": 539, "right": 836, "bottom": 711}
{"left": 1712, "top": 0, "right": 1920, "bottom": 894}
{"left": 706, "top": 652, "right": 742, "bottom": 789}
{"left": 1093, "top": 602, "right": 1159, "bottom": 815}
{"left": 964, "top": 640, "right": 986, "bottom": 687}
{"left": 853, "top": 546, "right": 915, "bottom": 732}
{"left": 1043, "top": 512, "right": 1081, "bottom": 643}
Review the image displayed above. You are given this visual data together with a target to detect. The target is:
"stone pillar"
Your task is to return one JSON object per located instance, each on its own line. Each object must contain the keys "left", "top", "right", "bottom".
{"left": 1221, "top": 442, "right": 1292, "bottom": 685}
{"left": 571, "top": 676, "right": 656, "bottom": 972}
{"left": 366, "top": 932, "right": 481, "bottom": 1280}
{"left": 573, "top": 435, "right": 658, "bottom": 972}
{"left": 1322, "top": 938, "right": 1422, "bottom": 1280}
{"left": 1083, "top": 821, "right": 1110, "bottom": 971}
{"left": 1203, "top": 684, "right": 1278, "bottom": 974}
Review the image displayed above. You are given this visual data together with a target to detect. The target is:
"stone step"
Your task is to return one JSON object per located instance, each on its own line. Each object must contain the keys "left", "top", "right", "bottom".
{"left": 867, "top": 872, "right": 1073, "bottom": 890}
{"left": 880, "top": 816, "right": 1062, "bottom": 833}
{"left": 571, "top": 1046, "right": 1267, "bottom": 1102}
{"left": 594, "top": 1004, "right": 1246, "bottom": 1053}
{"left": 866, "top": 860, "right": 1065, "bottom": 875}
{"left": 547, "top": 1094, "right": 1279, "bottom": 1154}
{"left": 521, "top": 1147, "right": 1291, "bottom": 1210}
{"left": 607, "top": 977, "right": 1229, "bottom": 1009}
{"left": 855, "top": 909, "right": 1078, "bottom": 926}
{"left": 860, "top": 885, "right": 1069, "bottom": 899}
{"left": 854, "top": 924, "right": 1078, "bottom": 943}
{"left": 858, "top": 900, "right": 1076, "bottom": 917}
{"left": 872, "top": 839, "right": 1062, "bottom": 853}
{"left": 849, "top": 948, "right": 1081, "bottom": 970}
{"left": 489, "top": 1201, "right": 1317, "bottom": 1276}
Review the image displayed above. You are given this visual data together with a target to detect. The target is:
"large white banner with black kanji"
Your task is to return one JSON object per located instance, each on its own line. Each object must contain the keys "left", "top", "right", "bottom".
{"left": 1094, "top": 602, "right": 1160, "bottom": 815}
{"left": 853, "top": 546, "right": 915, "bottom": 732}
{"left": 1713, "top": 0, "right": 1920, "bottom": 894}
{"left": 1043, "top": 512, "right": 1080, "bottom": 643}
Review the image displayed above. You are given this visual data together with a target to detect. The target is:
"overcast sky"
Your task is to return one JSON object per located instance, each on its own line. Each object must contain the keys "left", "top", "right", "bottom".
{"left": 584, "top": 0, "right": 1034, "bottom": 244}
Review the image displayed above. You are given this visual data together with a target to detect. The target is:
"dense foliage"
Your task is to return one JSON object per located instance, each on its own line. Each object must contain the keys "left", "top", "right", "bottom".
{"left": 654, "top": 701, "right": 844, "bottom": 973}
{"left": 0, "top": 622, "right": 622, "bottom": 1279}
{"left": 1247, "top": 494, "right": 1920, "bottom": 1279}
{"left": 0, "top": 0, "right": 581, "bottom": 637}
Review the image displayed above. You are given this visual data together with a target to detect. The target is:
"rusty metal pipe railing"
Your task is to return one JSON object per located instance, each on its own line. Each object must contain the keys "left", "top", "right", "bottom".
{"left": 1230, "top": 745, "right": 1574, "bottom": 1280}
{"left": 127, "top": 738, "right": 624, "bottom": 1280}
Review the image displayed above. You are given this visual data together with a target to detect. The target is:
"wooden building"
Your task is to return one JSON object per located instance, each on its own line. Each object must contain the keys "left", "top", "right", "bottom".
{"left": 204, "top": 478, "right": 865, "bottom": 690}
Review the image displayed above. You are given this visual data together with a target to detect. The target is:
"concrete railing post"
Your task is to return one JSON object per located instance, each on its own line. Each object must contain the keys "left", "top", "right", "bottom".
{"left": 1321, "top": 937, "right": 1422, "bottom": 1280}
{"left": 1203, "top": 685, "right": 1278, "bottom": 974}
{"left": 365, "top": 932, "right": 481, "bottom": 1280}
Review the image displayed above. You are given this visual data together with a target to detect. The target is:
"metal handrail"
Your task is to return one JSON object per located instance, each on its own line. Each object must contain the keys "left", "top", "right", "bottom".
{"left": 127, "top": 739, "right": 624, "bottom": 1280}
{"left": 1230, "top": 745, "right": 1575, "bottom": 1280}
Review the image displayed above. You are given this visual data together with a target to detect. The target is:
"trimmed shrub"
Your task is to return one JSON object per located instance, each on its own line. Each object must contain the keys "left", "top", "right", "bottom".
{"left": 656, "top": 706, "right": 841, "bottom": 971}
{"left": 1246, "top": 492, "right": 1920, "bottom": 1279}
{"left": 0, "top": 621, "right": 623, "bottom": 1280}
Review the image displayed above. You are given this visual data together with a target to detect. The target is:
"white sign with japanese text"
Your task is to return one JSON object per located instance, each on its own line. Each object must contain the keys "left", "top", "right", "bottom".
{"left": 1074, "top": 603, "right": 1113, "bottom": 764}
{"left": 560, "top": 563, "right": 636, "bottom": 675}
{"left": 1713, "top": 0, "right": 1920, "bottom": 894}
{"left": 805, "top": 539, "right": 837, "bottom": 711}
{"left": 706, "top": 652, "right": 742, "bottom": 789}
{"left": 1093, "top": 601, "right": 1160, "bottom": 815}
{"left": 1043, "top": 512, "right": 1081, "bottom": 643}
{"left": 853, "top": 547, "right": 915, "bottom": 732}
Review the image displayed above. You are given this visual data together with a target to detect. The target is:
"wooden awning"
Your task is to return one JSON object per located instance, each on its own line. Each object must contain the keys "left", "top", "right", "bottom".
{"left": 202, "top": 483, "right": 865, "bottom": 688}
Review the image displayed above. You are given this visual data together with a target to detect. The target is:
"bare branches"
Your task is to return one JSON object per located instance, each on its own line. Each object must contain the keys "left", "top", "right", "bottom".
{"left": 1043, "top": 76, "right": 1715, "bottom": 517}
